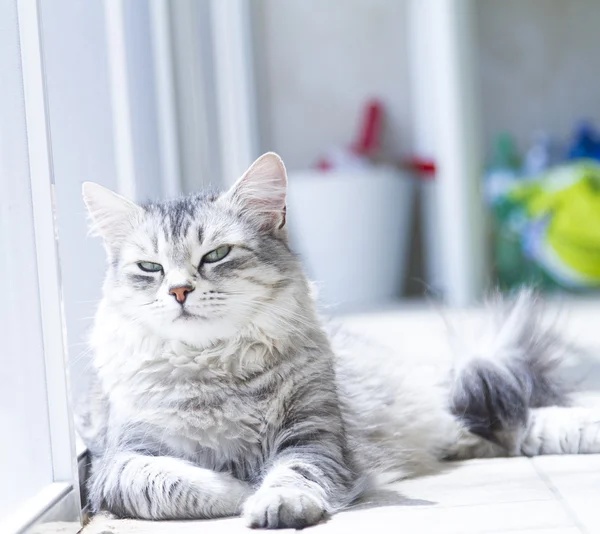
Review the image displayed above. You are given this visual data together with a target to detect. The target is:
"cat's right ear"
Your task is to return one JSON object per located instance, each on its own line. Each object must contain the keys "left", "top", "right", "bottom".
{"left": 82, "top": 182, "right": 142, "bottom": 244}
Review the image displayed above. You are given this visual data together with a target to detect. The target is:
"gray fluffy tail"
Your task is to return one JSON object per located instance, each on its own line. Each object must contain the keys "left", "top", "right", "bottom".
{"left": 450, "top": 289, "right": 572, "bottom": 449}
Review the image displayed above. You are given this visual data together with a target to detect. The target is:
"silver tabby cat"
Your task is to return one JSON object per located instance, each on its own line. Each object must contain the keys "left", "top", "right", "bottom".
{"left": 80, "top": 153, "right": 600, "bottom": 529}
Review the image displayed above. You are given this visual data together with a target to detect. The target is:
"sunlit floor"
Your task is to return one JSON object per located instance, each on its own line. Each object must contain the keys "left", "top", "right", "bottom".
{"left": 43, "top": 298, "right": 600, "bottom": 534}
{"left": 78, "top": 455, "right": 599, "bottom": 534}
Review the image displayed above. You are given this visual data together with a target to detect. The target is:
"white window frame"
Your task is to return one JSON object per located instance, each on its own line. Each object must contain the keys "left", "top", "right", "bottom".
{"left": 3, "top": 0, "right": 81, "bottom": 532}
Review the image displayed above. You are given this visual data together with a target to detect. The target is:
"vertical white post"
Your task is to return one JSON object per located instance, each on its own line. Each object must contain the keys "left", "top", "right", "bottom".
{"left": 210, "top": 0, "right": 259, "bottom": 186}
{"left": 407, "top": 1, "right": 438, "bottom": 161}
{"left": 104, "top": 0, "right": 137, "bottom": 199}
{"left": 429, "top": 0, "right": 487, "bottom": 306}
{"left": 17, "top": 0, "right": 81, "bottom": 521}
{"left": 169, "top": 0, "right": 220, "bottom": 192}
{"left": 406, "top": 0, "right": 444, "bottom": 297}
{"left": 150, "top": 0, "right": 182, "bottom": 198}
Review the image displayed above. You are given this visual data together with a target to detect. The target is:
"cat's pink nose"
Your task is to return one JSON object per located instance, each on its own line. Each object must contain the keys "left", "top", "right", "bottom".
{"left": 169, "top": 284, "right": 194, "bottom": 304}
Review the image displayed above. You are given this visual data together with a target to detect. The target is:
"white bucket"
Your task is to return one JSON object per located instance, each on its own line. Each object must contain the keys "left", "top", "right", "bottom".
{"left": 287, "top": 167, "right": 415, "bottom": 308}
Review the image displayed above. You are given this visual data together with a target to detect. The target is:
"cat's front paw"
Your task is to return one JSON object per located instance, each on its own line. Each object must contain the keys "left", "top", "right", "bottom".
{"left": 243, "top": 487, "right": 326, "bottom": 529}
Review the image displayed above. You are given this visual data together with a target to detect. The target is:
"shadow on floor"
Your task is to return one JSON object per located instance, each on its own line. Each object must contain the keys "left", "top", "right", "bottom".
{"left": 348, "top": 488, "right": 436, "bottom": 512}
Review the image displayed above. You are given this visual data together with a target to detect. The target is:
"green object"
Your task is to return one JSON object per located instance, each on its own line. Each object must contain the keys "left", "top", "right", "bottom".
{"left": 489, "top": 160, "right": 600, "bottom": 291}
{"left": 486, "top": 133, "right": 526, "bottom": 288}
{"left": 520, "top": 162, "right": 600, "bottom": 283}
{"left": 491, "top": 133, "right": 521, "bottom": 172}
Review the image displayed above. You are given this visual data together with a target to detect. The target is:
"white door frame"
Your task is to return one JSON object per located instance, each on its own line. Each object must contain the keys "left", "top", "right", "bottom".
{"left": 7, "top": 0, "right": 82, "bottom": 531}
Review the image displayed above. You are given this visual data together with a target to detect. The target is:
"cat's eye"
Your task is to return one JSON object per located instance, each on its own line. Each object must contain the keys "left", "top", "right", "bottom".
{"left": 137, "top": 261, "right": 163, "bottom": 273}
{"left": 202, "top": 245, "right": 231, "bottom": 264}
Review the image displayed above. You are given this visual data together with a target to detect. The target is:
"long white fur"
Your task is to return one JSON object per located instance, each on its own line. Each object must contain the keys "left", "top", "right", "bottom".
{"left": 80, "top": 152, "right": 600, "bottom": 530}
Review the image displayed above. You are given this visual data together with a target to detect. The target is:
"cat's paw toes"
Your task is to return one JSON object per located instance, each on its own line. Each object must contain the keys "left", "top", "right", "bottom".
{"left": 243, "top": 487, "right": 326, "bottom": 529}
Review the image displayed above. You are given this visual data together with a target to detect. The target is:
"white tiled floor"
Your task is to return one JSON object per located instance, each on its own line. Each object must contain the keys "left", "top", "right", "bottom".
{"left": 63, "top": 301, "right": 600, "bottom": 534}
{"left": 81, "top": 456, "right": 600, "bottom": 533}
{"left": 533, "top": 456, "right": 600, "bottom": 534}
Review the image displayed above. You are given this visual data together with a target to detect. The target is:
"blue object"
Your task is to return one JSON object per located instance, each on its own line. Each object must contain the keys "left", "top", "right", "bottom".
{"left": 523, "top": 132, "right": 563, "bottom": 177}
{"left": 567, "top": 122, "right": 600, "bottom": 161}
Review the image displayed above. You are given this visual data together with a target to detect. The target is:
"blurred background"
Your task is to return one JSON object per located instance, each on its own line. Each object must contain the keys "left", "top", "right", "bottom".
{"left": 34, "top": 0, "right": 600, "bottom": 398}
{"left": 5, "top": 2, "right": 600, "bottom": 528}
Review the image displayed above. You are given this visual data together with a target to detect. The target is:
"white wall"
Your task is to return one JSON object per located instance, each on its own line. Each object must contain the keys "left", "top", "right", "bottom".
{"left": 254, "top": 0, "right": 412, "bottom": 171}
{"left": 255, "top": 0, "right": 600, "bottom": 167}
{"left": 171, "top": 0, "right": 223, "bottom": 193}
{"left": 123, "top": 0, "right": 163, "bottom": 201}
{"left": 476, "top": 0, "right": 600, "bottom": 157}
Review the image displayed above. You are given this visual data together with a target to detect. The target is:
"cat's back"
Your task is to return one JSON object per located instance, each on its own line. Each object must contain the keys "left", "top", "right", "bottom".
{"left": 328, "top": 324, "right": 456, "bottom": 477}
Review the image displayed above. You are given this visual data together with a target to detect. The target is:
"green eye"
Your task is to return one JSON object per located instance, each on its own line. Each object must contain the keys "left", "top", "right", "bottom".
{"left": 202, "top": 245, "right": 231, "bottom": 264}
{"left": 137, "top": 261, "right": 163, "bottom": 273}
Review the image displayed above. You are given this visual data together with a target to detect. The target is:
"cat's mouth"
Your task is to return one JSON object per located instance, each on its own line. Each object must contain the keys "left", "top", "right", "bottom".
{"left": 176, "top": 308, "right": 208, "bottom": 321}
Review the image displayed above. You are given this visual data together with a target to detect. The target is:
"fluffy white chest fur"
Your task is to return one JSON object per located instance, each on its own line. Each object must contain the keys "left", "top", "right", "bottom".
{"left": 92, "top": 302, "right": 298, "bottom": 473}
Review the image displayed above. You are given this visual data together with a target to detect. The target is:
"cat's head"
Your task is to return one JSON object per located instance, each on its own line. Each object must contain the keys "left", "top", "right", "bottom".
{"left": 83, "top": 153, "right": 309, "bottom": 347}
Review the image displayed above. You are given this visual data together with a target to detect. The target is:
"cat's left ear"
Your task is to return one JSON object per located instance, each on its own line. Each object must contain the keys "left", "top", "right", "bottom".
{"left": 225, "top": 152, "right": 287, "bottom": 232}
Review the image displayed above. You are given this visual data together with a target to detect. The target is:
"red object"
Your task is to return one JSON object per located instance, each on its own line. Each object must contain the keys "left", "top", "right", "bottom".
{"left": 353, "top": 99, "right": 383, "bottom": 156}
{"left": 313, "top": 99, "right": 385, "bottom": 171}
{"left": 403, "top": 156, "right": 437, "bottom": 180}
{"left": 315, "top": 158, "right": 333, "bottom": 171}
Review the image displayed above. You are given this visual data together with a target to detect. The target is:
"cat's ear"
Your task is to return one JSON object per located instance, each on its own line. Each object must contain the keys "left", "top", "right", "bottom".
{"left": 82, "top": 182, "right": 142, "bottom": 244}
{"left": 225, "top": 152, "right": 287, "bottom": 232}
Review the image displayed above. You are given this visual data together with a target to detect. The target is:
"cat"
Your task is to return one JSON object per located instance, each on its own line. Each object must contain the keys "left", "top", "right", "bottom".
{"left": 79, "top": 152, "right": 600, "bottom": 529}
